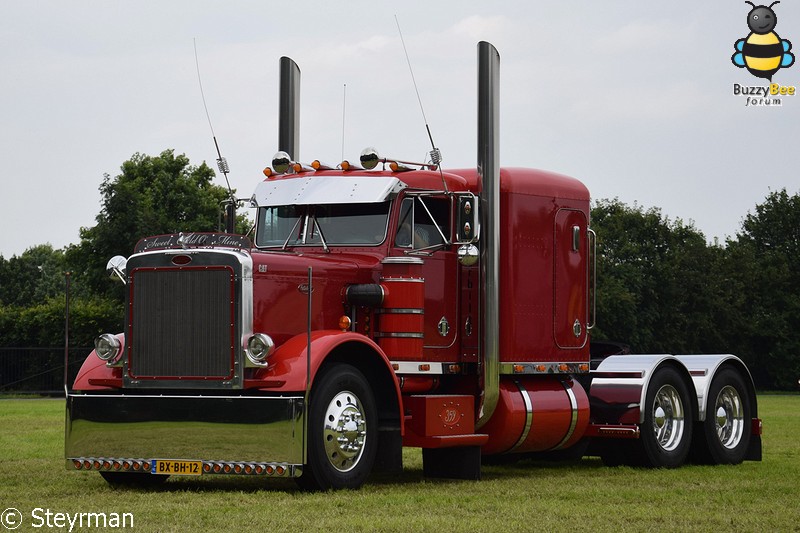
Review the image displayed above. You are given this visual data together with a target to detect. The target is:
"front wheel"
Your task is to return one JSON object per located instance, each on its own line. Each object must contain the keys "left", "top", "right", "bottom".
{"left": 296, "top": 364, "right": 377, "bottom": 491}
{"left": 636, "top": 366, "right": 694, "bottom": 468}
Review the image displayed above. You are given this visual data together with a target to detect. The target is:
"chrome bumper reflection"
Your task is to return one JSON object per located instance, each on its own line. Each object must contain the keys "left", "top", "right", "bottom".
{"left": 65, "top": 393, "right": 305, "bottom": 467}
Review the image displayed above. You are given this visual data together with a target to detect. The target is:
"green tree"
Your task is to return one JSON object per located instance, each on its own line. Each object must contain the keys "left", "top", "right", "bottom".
{"left": 725, "top": 188, "right": 800, "bottom": 389}
{"left": 590, "top": 199, "right": 729, "bottom": 355}
{"left": 0, "top": 244, "right": 66, "bottom": 307}
{"left": 65, "top": 149, "right": 247, "bottom": 299}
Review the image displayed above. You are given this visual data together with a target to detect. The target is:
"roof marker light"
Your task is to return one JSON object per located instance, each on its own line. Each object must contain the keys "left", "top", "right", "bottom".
{"left": 340, "top": 160, "right": 364, "bottom": 171}
{"left": 312, "top": 160, "right": 334, "bottom": 170}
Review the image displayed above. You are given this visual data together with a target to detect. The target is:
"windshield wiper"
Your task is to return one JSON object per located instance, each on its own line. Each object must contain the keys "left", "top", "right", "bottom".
{"left": 309, "top": 214, "right": 330, "bottom": 253}
{"left": 281, "top": 216, "right": 303, "bottom": 250}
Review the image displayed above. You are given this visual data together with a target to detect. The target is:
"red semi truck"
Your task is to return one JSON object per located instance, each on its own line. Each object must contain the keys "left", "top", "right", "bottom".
{"left": 65, "top": 42, "right": 762, "bottom": 490}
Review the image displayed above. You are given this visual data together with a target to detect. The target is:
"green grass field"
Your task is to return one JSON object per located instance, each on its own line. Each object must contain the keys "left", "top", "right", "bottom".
{"left": 1, "top": 395, "right": 798, "bottom": 532}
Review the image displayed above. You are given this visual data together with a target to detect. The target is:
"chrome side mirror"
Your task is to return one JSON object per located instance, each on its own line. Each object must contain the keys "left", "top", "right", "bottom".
{"left": 106, "top": 255, "right": 128, "bottom": 284}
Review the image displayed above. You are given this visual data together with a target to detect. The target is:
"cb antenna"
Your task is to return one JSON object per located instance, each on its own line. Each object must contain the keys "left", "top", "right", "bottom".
{"left": 395, "top": 15, "right": 445, "bottom": 189}
{"left": 194, "top": 38, "right": 237, "bottom": 233}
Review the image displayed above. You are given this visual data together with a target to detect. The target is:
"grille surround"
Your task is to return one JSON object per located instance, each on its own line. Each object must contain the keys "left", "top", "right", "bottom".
{"left": 122, "top": 250, "right": 249, "bottom": 389}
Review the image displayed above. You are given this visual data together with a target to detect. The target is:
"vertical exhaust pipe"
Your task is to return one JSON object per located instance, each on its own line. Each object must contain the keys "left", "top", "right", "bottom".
{"left": 278, "top": 57, "right": 301, "bottom": 160}
{"left": 476, "top": 41, "right": 500, "bottom": 429}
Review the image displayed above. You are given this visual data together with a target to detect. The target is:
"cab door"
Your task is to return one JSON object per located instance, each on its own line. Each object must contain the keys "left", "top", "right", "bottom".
{"left": 393, "top": 195, "right": 459, "bottom": 356}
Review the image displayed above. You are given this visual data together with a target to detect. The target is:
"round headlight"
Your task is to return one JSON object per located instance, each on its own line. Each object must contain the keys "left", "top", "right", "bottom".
{"left": 94, "top": 334, "right": 122, "bottom": 362}
{"left": 246, "top": 334, "right": 275, "bottom": 365}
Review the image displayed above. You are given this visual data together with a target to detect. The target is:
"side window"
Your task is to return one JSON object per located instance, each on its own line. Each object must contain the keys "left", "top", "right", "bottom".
{"left": 395, "top": 196, "right": 451, "bottom": 250}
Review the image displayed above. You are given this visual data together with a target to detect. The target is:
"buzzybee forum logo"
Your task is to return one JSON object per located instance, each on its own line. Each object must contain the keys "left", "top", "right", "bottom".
{"left": 731, "top": 1, "right": 796, "bottom": 106}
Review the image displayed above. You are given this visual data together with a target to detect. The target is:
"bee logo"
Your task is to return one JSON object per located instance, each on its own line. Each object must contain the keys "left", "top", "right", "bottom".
{"left": 732, "top": 1, "right": 795, "bottom": 81}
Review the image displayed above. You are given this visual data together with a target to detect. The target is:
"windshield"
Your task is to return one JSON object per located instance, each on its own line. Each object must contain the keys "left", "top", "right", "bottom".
{"left": 256, "top": 202, "right": 391, "bottom": 248}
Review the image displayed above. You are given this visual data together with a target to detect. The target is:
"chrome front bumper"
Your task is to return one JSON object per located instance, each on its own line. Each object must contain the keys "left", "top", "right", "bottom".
{"left": 65, "top": 393, "right": 305, "bottom": 476}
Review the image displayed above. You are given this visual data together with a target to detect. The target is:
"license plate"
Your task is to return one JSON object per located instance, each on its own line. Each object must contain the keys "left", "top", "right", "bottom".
{"left": 151, "top": 459, "right": 203, "bottom": 476}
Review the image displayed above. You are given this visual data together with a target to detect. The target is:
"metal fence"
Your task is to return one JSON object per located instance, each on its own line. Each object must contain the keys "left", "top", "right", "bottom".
{"left": 0, "top": 347, "right": 91, "bottom": 395}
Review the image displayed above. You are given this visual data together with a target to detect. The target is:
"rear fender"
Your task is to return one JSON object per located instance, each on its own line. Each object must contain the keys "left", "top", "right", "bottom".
{"left": 673, "top": 354, "right": 759, "bottom": 421}
{"left": 590, "top": 354, "right": 698, "bottom": 425}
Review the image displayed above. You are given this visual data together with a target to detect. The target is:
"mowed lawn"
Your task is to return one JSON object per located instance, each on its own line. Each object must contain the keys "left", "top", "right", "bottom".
{"left": 0, "top": 395, "right": 798, "bottom": 532}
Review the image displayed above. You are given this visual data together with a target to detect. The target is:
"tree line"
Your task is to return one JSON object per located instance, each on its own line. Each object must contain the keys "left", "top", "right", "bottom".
{"left": 0, "top": 150, "right": 797, "bottom": 389}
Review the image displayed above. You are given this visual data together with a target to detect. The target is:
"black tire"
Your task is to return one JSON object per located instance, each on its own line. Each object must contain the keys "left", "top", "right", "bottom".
{"left": 100, "top": 471, "right": 169, "bottom": 486}
{"left": 698, "top": 367, "right": 752, "bottom": 465}
{"left": 296, "top": 364, "right": 377, "bottom": 491}
{"left": 635, "top": 366, "right": 694, "bottom": 468}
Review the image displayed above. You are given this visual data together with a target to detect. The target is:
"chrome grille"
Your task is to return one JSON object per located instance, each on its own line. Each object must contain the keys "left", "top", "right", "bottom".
{"left": 129, "top": 267, "right": 234, "bottom": 379}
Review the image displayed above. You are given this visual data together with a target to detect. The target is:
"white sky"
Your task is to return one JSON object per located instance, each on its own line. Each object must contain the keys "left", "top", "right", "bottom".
{"left": 2, "top": 0, "right": 799, "bottom": 257}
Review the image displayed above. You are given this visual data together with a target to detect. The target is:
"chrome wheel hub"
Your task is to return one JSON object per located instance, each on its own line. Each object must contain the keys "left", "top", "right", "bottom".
{"left": 652, "top": 384, "right": 685, "bottom": 452}
{"left": 322, "top": 391, "right": 367, "bottom": 472}
{"left": 714, "top": 385, "right": 744, "bottom": 449}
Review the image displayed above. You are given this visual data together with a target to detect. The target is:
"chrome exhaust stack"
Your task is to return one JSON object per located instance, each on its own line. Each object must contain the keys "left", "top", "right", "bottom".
{"left": 476, "top": 41, "right": 500, "bottom": 429}
{"left": 278, "top": 56, "right": 301, "bottom": 161}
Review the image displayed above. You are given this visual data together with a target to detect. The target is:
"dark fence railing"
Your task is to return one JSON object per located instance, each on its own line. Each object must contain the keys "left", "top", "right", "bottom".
{"left": 0, "top": 347, "right": 92, "bottom": 395}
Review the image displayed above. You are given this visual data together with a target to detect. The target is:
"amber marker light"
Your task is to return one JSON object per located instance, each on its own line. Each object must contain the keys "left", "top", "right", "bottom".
{"left": 338, "top": 315, "right": 352, "bottom": 331}
{"left": 559, "top": 363, "right": 570, "bottom": 372}
{"left": 419, "top": 364, "right": 431, "bottom": 371}
{"left": 263, "top": 167, "right": 274, "bottom": 178}
{"left": 513, "top": 365, "right": 525, "bottom": 374}
{"left": 579, "top": 363, "right": 590, "bottom": 373}
{"left": 536, "top": 364, "right": 547, "bottom": 373}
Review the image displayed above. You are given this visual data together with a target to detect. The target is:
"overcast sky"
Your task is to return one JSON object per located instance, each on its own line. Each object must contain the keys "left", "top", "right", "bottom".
{"left": 2, "top": 0, "right": 799, "bottom": 258}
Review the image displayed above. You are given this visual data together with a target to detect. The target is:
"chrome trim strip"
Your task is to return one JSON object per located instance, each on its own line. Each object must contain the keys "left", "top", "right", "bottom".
{"left": 390, "top": 361, "right": 443, "bottom": 374}
{"left": 373, "top": 308, "right": 425, "bottom": 315}
{"left": 374, "top": 332, "right": 425, "bottom": 339}
{"left": 552, "top": 382, "right": 579, "bottom": 450}
{"left": 509, "top": 381, "right": 533, "bottom": 452}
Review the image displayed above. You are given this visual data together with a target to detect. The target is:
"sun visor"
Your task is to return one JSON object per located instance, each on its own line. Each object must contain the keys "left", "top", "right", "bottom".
{"left": 252, "top": 176, "right": 407, "bottom": 207}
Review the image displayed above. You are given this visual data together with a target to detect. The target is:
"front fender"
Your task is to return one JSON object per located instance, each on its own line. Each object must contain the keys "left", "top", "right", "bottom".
{"left": 254, "top": 330, "right": 398, "bottom": 390}
{"left": 71, "top": 334, "right": 124, "bottom": 391}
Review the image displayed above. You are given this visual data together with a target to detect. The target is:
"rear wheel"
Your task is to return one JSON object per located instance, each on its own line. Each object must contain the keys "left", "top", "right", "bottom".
{"left": 296, "top": 364, "right": 377, "bottom": 491}
{"left": 699, "top": 368, "right": 751, "bottom": 464}
{"left": 636, "top": 366, "right": 693, "bottom": 468}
